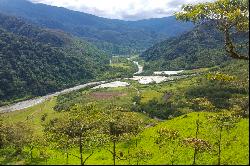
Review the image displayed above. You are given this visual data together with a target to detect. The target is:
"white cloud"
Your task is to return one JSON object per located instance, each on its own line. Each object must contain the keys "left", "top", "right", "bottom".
{"left": 29, "top": 0, "right": 215, "bottom": 20}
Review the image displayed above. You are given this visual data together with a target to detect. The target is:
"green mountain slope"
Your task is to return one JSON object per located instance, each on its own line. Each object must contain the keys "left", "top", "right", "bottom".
{"left": 141, "top": 24, "right": 249, "bottom": 71}
{"left": 0, "top": 13, "right": 109, "bottom": 105}
{"left": 0, "top": 0, "right": 193, "bottom": 55}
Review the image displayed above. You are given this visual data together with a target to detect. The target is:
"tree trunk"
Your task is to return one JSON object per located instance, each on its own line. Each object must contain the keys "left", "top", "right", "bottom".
{"left": 193, "top": 118, "right": 200, "bottom": 165}
{"left": 79, "top": 135, "right": 83, "bottom": 165}
{"left": 218, "top": 126, "right": 223, "bottom": 165}
{"left": 193, "top": 148, "right": 198, "bottom": 165}
{"left": 113, "top": 140, "right": 116, "bottom": 165}
{"left": 82, "top": 151, "right": 94, "bottom": 165}
{"left": 66, "top": 152, "right": 69, "bottom": 165}
{"left": 128, "top": 149, "right": 131, "bottom": 165}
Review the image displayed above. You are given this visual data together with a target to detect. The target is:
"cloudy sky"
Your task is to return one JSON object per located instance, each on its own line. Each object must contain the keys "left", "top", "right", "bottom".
{"left": 29, "top": 0, "right": 214, "bottom": 20}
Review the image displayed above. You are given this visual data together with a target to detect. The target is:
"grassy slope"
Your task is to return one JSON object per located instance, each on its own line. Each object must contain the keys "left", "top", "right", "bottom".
{"left": 2, "top": 108, "right": 248, "bottom": 165}
{"left": 137, "top": 112, "right": 248, "bottom": 165}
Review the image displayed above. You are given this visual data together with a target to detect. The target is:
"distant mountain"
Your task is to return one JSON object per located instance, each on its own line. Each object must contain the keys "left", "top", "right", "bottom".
{"left": 140, "top": 23, "right": 249, "bottom": 71}
{"left": 0, "top": 0, "right": 193, "bottom": 55}
{"left": 0, "top": 13, "right": 109, "bottom": 105}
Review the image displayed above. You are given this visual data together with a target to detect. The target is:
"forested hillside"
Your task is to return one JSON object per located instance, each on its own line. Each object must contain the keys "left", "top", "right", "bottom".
{"left": 141, "top": 23, "right": 249, "bottom": 71}
{"left": 0, "top": 0, "right": 193, "bottom": 55}
{"left": 0, "top": 13, "right": 110, "bottom": 105}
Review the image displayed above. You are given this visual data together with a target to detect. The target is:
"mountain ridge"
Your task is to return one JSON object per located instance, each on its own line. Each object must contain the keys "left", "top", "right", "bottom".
{"left": 0, "top": 0, "right": 193, "bottom": 55}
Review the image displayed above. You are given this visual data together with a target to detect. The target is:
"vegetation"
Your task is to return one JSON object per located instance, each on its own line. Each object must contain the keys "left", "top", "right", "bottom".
{"left": 0, "top": 106, "right": 248, "bottom": 165}
{"left": 142, "top": 0, "right": 249, "bottom": 71}
{"left": 0, "top": 0, "right": 193, "bottom": 55}
{"left": 101, "top": 56, "right": 138, "bottom": 79}
{"left": 0, "top": 0, "right": 249, "bottom": 165}
{"left": 0, "top": 58, "right": 248, "bottom": 165}
{"left": 141, "top": 23, "right": 248, "bottom": 72}
{"left": 176, "top": 0, "right": 249, "bottom": 60}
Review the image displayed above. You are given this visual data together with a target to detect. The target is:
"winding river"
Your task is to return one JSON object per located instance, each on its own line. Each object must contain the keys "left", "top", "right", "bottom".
{"left": 0, "top": 60, "right": 189, "bottom": 113}
{"left": 0, "top": 60, "right": 143, "bottom": 113}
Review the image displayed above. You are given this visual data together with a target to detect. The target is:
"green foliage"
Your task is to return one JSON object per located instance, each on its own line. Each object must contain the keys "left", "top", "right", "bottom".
{"left": 0, "top": 47, "right": 248, "bottom": 165}
{"left": 128, "top": 148, "right": 153, "bottom": 165}
{"left": 134, "top": 98, "right": 182, "bottom": 119}
{"left": 44, "top": 103, "right": 107, "bottom": 165}
{"left": 206, "top": 72, "right": 236, "bottom": 82}
{"left": 141, "top": 24, "right": 231, "bottom": 71}
{"left": 0, "top": 0, "right": 194, "bottom": 55}
{"left": 101, "top": 57, "right": 138, "bottom": 79}
{"left": 175, "top": 0, "right": 249, "bottom": 31}
{"left": 175, "top": 0, "right": 249, "bottom": 60}
{"left": 0, "top": 13, "right": 110, "bottom": 105}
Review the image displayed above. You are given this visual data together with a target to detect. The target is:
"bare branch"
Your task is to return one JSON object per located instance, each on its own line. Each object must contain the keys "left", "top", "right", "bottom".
{"left": 82, "top": 151, "right": 95, "bottom": 165}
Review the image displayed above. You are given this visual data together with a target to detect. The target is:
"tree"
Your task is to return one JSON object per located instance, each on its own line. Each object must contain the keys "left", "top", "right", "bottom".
{"left": 4, "top": 122, "right": 34, "bottom": 155}
{"left": 128, "top": 148, "right": 153, "bottom": 165}
{"left": 175, "top": 0, "right": 249, "bottom": 60}
{"left": 0, "top": 116, "right": 7, "bottom": 149}
{"left": 191, "top": 97, "right": 216, "bottom": 112}
{"left": 0, "top": 117, "right": 36, "bottom": 163}
{"left": 103, "top": 107, "right": 142, "bottom": 165}
{"left": 183, "top": 114, "right": 211, "bottom": 165}
{"left": 121, "top": 122, "right": 148, "bottom": 165}
{"left": 45, "top": 103, "right": 106, "bottom": 165}
{"left": 155, "top": 127, "right": 181, "bottom": 165}
{"left": 207, "top": 112, "right": 240, "bottom": 165}
{"left": 183, "top": 138, "right": 211, "bottom": 165}
{"left": 44, "top": 116, "right": 73, "bottom": 165}
{"left": 25, "top": 135, "right": 45, "bottom": 162}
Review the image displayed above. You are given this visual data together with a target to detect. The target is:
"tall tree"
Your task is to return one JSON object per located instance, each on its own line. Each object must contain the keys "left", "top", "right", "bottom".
{"left": 155, "top": 128, "right": 181, "bottom": 165}
{"left": 103, "top": 108, "right": 142, "bottom": 165}
{"left": 175, "top": 0, "right": 249, "bottom": 60}
{"left": 207, "top": 112, "right": 240, "bottom": 165}
{"left": 45, "top": 104, "right": 106, "bottom": 165}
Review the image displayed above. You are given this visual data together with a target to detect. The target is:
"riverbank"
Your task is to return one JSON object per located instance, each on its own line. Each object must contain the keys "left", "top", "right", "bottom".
{"left": 0, "top": 59, "right": 194, "bottom": 113}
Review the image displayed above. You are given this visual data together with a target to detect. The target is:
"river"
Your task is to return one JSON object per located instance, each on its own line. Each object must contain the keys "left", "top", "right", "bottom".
{"left": 0, "top": 60, "right": 144, "bottom": 113}
{"left": 0, "top": 81, "right": 106, "bottom": 113}
{"left": 0, "top": 60, "right": 189, "bottom": 113}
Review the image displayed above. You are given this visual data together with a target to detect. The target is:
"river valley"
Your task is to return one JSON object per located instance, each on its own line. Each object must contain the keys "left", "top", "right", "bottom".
{"left": 0, "top": 60, "right": 189, "bottom": 113}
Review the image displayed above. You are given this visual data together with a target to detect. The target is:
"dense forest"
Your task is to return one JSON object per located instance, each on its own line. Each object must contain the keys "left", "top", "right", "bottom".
{"left": 141, "top": 23, "right": 249, "bottom": 71}
{"left": 0, "top": 13, "right": 111, "bottom": 105}
{"left": 0, "top": 0, "right": 193, "bottom": 55}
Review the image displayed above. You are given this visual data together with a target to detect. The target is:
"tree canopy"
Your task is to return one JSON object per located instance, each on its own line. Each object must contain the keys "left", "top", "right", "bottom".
{"left": 175, "top": 0, "right": 249, "bottom": 60}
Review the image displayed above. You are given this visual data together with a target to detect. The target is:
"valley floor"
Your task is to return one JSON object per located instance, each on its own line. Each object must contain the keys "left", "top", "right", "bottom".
{"left": 0, "top": 59, "right": 249, "bottom": 165}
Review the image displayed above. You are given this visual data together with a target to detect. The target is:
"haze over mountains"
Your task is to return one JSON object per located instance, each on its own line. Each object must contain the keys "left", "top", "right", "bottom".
{"left": 0, "top": 0, "right": 193, "bottom": 55}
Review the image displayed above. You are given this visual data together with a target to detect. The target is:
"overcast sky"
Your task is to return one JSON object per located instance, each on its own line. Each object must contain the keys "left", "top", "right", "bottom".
{"left": 29, "top": 0, "right": 214, "bottom": 20}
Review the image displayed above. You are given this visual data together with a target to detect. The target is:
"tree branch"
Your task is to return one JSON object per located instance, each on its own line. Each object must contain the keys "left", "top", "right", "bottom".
{"left": 224, "top": 28, "right": 249, "bottom": 60}
{"left": 116, "top": 155, "right": 128, "bottom": 161}
{"left": 82, "top": 151, "right": 94, "bottom": 165}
